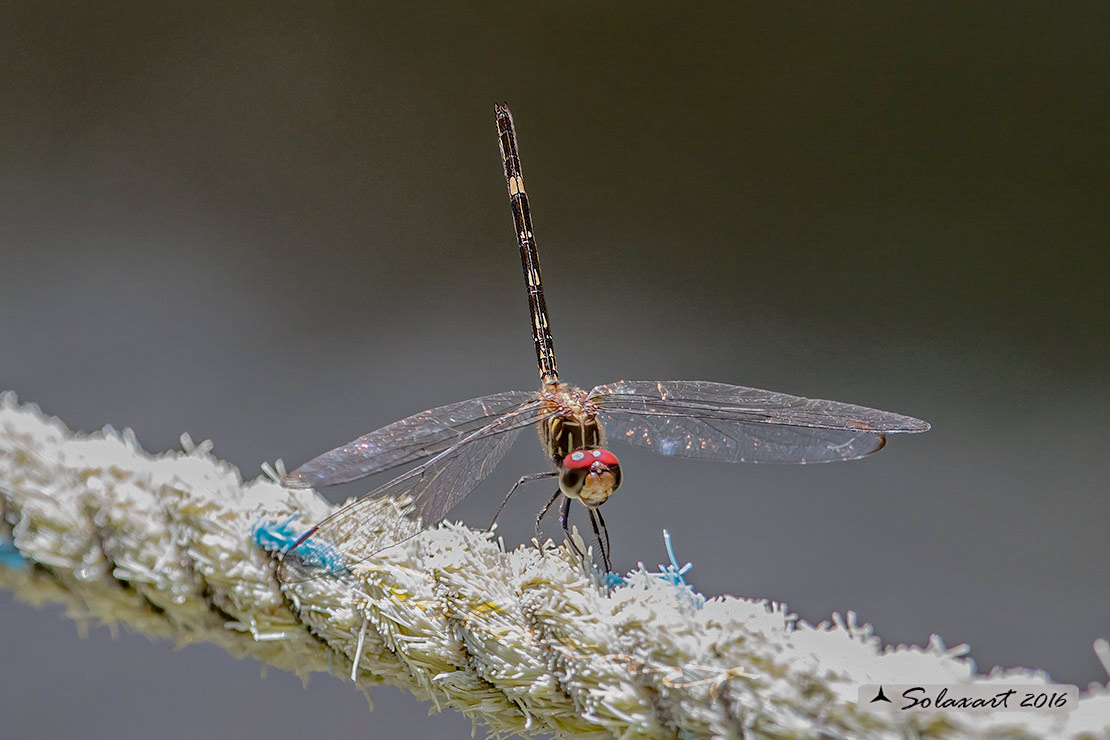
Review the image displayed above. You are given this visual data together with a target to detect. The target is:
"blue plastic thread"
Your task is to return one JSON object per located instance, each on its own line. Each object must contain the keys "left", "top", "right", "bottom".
{"left": 251, "top": 516, "right": 302, "bottom": 553}
{"left": 252, "top": 516, "right": 346, "bottom": 575}
{"left": 0, "top": 539, "right": 26, "bottom": 569}
{"left": 603, "top": 531, "right": 705, "bottom": 606}
{"left": 657, "top": 529, "right": 704, "bottom": 608}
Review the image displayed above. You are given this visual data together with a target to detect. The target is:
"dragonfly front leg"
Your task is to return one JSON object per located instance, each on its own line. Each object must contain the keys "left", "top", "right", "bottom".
{"left": 588, "top": 508, "right": 611, "bottom": 572}
{"left": 560, "top": 496, "right": 583, "bottom": 557}
{"left": 535, "top": 488, "right": 562, "bottom": 536}
{"left": 490, "top": 471, "right": 557, "bottom": 529}
{"left": 594, "top": 507, "right": 611, "bottom": 557}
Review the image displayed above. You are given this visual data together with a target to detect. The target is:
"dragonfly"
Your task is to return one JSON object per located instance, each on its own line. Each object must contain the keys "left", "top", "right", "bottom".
{"left": 277, "top": 104, "right": 929, "bottom": 582}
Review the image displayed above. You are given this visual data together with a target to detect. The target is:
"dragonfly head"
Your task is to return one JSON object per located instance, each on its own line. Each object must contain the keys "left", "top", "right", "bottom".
{"left": 560, "top": 449, "right": 622, "bottom": 507}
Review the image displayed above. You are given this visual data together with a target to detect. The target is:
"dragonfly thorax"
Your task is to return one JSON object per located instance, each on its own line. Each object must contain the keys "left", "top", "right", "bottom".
{"left": 559, "top": 448, "right": 622, "bottom": 507}
{"left": 537, "top": 383, "right": 602, "bottom": 463}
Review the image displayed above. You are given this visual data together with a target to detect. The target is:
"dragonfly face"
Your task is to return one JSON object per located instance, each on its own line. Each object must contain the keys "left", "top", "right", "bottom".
{"left": 559, "top": 448, "right": 622, "bottom": 507}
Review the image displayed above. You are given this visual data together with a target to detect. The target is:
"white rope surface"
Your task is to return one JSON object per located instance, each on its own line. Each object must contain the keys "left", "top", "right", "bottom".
{"left": 1, "top": 393, "right": 1107, "bottom": 739}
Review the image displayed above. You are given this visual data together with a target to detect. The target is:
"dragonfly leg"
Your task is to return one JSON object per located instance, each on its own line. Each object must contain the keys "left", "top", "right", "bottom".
{"left": 490, "top": 471, "right": 557, "bottom": 529}
{"left": 588, "top": 509, "right": 611, "bottom": 572}
{"left": 594, "top": 508, "right": 612, "bottom": 569}
{"left": 535, "top": 488, "right": 562, "bottom": 536}
{"left": 560, "top": 496, "right": 583, "bottom": 557}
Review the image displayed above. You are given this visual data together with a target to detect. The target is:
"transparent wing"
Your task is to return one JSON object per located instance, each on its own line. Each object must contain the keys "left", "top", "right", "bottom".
{"left": 278, "top": 400, "right": 553, "bottom": 583}
{"left": 591, "top": 379, "right": 929, "bottom": 464}
{"left": 283, "top": 390, "right": 538, "bottom": 488}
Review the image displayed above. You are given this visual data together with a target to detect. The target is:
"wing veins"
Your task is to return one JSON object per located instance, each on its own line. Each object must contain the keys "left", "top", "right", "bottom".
{"left": 278, "top": 399, "right": 555, "bottom": 583}
{"left": 286, "top": 390, "right": 539, "bottom": 488}
{"left": 592, "top": 388, "right": 927, "bottom": 433}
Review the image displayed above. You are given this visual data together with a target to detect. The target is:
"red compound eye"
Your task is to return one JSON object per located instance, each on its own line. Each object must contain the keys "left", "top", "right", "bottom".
{"left": 563, "top": 449, "right": 620, "bottom": 469}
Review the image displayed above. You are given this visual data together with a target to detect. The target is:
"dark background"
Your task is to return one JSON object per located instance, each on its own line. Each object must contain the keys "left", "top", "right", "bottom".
{"left": 1, "top": 3, "right": 1107, "bottom": 738}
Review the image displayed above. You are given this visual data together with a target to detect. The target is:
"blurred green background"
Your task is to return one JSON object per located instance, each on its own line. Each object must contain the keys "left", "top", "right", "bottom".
{"left": 1, "top": 3, "right": 1107, "bottom": 738}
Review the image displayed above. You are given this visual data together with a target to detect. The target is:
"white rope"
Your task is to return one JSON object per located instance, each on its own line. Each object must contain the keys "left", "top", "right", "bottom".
{"left": 0, "top": 392, "right": 1106, "bottom": 739}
